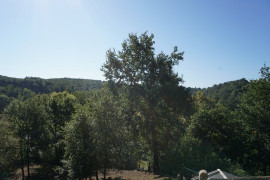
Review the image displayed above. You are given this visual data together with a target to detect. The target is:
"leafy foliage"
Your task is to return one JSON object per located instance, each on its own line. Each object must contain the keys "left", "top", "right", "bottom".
{"left": 0, "top": 33, "right": 269, "bottom": 179}
{"left": 0, "top": 118, "right": 19, "bottom": 176}
{"left": 64, "top": 107, "right": 96, "bottom": 179}
{"left": 190, "top": 78, "right": 249, "bottom": 109}
{"left": 0, "top": 75, "right": 103, "bottom": 99}
{"left": 102, "top": 32, "right": 192, "bottom": 173}
{"left": 233, "top": 77, "right": 270, "bottom": 175}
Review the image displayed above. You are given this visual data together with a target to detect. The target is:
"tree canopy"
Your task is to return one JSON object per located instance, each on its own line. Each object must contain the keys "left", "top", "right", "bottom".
{"left": 102, "top": 32, "right": 192, "bottom": 173}
{"left": 0, "top": 33, "right": 269, "bottom": 179}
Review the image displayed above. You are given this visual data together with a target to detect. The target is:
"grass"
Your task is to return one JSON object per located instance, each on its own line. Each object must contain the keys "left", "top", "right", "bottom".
{"left": 11, "top": 165, "right": 176, "bottom": 180}
{"left": 91, "top": 169, "right": 175, "bottom": 180}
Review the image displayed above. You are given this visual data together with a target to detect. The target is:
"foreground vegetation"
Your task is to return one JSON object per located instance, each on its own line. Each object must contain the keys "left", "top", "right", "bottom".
{"left": 0, "top": 33, "right": 269, "bottom": 179}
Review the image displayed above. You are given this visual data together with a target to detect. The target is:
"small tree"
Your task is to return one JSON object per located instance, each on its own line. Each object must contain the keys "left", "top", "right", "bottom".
{"left": 47, "top": 91, "right": 77, "bottom": 165}
{"left": 64, "top": 107, "right": 95, "bottom": 179}
{"left": 3, "top": 95, "right": 50, "bottom": 179}
{"left": 4, "top": 100, "right": 28, "bottom": 179}
{"left": 0, "top": 117, "right": 19, "bottom": 178}
{"left": 91, "top": 89, "right": 124, "bottom": 179}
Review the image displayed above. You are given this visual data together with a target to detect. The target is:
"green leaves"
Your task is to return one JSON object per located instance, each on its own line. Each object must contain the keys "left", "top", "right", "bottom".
{"left": 0, "top": 118, "right": 19, "bottom": 174}
{"left": 260, "top": 64, "right": 270, "bottom": 81}
{"left": 2, "top": 33, "right": 269, "bottom": 178}
{"left": 64, "top": 108, "right": 95, "bottom": 178}
{"left": 187, "top": 65, "right": 270, "bottom": 175}
{"left": 101, "top": 32, "right": 191, "bottom": 173}
{"left": 233, "top": 75, "right": 270, "bottom": 175}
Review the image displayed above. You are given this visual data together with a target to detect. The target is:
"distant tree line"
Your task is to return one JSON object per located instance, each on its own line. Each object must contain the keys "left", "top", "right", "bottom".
{"left": 0, "top": 75, "right": 103, "bottom": 98}
{"left": 187, "top": 78, "right": 249, "bottom": 110}
{"left": 0, "top": 76, "right": 103, "bottom": 112}
{"left": 0, "top": 33, "right": 269, "bottom": 179}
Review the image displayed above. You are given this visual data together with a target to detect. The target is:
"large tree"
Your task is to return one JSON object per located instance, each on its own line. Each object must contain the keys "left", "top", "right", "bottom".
{"left": 101, "top": 32, "right": 190, "bottom": 173}
{"left": 47, "top": 91, "right": 77, "bottom": 165}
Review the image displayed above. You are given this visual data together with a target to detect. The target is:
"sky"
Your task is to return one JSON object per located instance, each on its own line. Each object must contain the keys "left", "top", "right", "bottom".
{"left": 0, "top": 0, "right": 269, "bottom": 88}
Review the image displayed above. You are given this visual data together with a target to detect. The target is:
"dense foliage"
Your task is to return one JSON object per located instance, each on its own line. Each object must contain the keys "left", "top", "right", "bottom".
{"left": 188, "top": 78, "right": 249, "bottom": 109}
{"left": 0, "top": 33, "right": 269, "bottom": 179}
{"left": 0, "top": 75, "right": 103, "bottom": 98}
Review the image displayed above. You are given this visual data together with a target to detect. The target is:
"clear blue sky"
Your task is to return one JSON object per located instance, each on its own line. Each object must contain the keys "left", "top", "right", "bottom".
{"left": 0, "top": 0, "right": 269, "bottom": 88}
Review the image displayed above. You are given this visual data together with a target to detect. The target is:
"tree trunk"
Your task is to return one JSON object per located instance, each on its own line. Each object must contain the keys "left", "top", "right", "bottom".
{"left": 27, "top": 128, "right": 31, "bottom": 178}
{"left": 103, "top": 120, "right": 108, "bottom": 180}
{"left": 20, "top": 142, "right": 25, "bottom": 180}
{"left": 96, "top": 170, "right": 99, "bottom": 180}
{"left": 152, "top": 128, "right": 160, "bottom": 174}
{"left": 95, "top": 151, "right": 99, "bottom": 180}
{"left": 21, "top": 164, "right": 25, "bottom": 180}
{"left": 149, "top": 101, "right": 160, "bottom": 174}
{"left": 103, "top": 150, "right": 107, "bottom": 180}
{"left": 103, "top": 145, "right": 107, "bottom": 180}
{"left": 103, "top": 167, "right": 106, "bottom": 180}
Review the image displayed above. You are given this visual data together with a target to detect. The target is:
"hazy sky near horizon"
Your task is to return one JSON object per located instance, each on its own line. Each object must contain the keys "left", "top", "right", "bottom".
{"left": 0, "top": 0, "right": 269, "bottom": 88}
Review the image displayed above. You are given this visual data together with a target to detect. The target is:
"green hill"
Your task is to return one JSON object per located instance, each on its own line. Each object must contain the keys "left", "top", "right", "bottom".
{"left": 0, "top": 75, "right": 249, "bottom": 112}
{"left": 188, "top": 78, "right": 249, "bottom": 109}
{"left": 0, "top": 75, "right": 103, "bottom": 98}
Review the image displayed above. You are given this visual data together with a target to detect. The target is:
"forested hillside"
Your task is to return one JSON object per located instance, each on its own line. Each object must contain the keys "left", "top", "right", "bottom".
{"left": 0, "top": 75, "right": 103, "bottom": 112}
{"left": 0, "top": 33, "right": 269, "bottom": 179}
{"left": 0, "top": 75, "right": 103, "bottom": 97}
{"left": 188, "top": 78, "right": 249, "bottom": 109}
{"left": 0, "top": 75, "right": 248, "bottom": 114}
